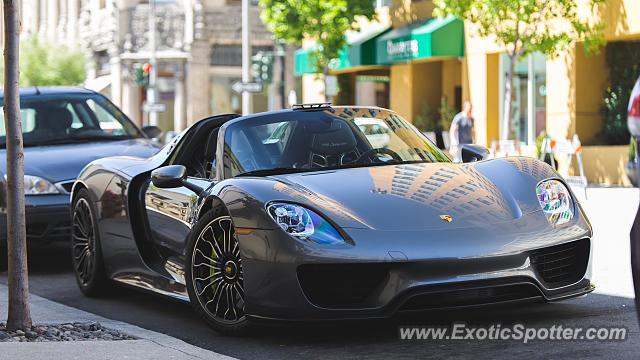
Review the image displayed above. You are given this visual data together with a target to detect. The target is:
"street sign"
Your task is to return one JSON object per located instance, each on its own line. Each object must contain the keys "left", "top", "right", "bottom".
{"left": 143, "top": 102, "right": 166, "bottom": 113}
{"left": 232, "top": 81, "right": 263, "bottom": 94}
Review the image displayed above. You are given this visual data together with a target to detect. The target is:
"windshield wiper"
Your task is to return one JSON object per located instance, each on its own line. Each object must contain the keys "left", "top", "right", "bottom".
{"left": 237, "top": 167, "right": 307, "bottom": 177}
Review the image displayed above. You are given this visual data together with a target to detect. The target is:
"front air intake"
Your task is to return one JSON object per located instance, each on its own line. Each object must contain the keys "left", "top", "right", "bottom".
{"left": 297, "top": 263, "right": 389, "bottom": 308}
{"left": 530, "top": 238, "right": 590, "bottom": 288}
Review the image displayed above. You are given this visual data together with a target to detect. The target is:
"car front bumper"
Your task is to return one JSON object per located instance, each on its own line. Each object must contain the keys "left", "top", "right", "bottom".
{"left": 239, "top": 208, "right": 594, "bottom": 321}
{"left": 0, "top": 194, "right": 72, "bottom": 243}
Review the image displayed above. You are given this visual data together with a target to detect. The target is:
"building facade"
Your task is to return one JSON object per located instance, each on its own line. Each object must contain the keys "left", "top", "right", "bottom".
{"left": 297, "top": 0, "right": 640, "bottom": 185}
{"left": 16, "top": 0, "right": 291, "bottom": 133}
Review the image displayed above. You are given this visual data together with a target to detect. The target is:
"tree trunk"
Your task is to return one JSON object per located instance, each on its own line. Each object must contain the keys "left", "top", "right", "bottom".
{"left": 501, "top": 55, "right": 517, "bottom": 140}
{"left": 3, "top": 0, "right": 32, "bottom": 331}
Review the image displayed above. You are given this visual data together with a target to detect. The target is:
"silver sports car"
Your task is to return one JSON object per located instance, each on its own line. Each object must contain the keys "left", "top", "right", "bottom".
{"left": 71, "top": 104, "right": 593, "bottom": 335}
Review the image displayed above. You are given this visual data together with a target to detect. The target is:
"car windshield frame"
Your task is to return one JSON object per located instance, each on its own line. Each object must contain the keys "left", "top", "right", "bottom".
{"left": 0, "top": 93, "right": 143, "bottom": 148}
{"left": 221, "top": 107, "right": 451, "bottom": 179}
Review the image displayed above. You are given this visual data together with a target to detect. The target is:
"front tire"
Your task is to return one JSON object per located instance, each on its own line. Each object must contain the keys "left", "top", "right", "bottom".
{"left": 71, "top": 188, "right": 109, "bottom": 297}
{"left": 185, "top": 209, "right": 251, "bottom": 336}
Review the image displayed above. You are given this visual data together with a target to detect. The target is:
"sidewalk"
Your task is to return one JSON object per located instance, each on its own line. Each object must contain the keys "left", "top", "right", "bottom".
{"left": 571, "top": 186, "right": 638, "bottom": 299}
{"left": 0, "top": 284, "right": 233, "bottom": 360}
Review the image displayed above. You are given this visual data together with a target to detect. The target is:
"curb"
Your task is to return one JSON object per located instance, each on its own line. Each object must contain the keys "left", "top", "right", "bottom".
{"left": 0, "top": 284, "right": 234, "bottom": 359}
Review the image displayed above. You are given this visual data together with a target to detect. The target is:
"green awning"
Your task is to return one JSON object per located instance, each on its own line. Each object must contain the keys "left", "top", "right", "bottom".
{"left": 375, "top": 16, "right": 464, "bottom": 64}
{"left": 294, "top": 26, "right": 391, "bottom": 76}
{"left": 330, "top": 26, "right": 390, "bottom": 70}
{"left": 294, "top": 47, "right": 318, "bottom": 76}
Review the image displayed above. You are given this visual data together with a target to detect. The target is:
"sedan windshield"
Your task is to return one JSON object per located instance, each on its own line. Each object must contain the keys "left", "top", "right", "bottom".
{"left": 0, "top": 94, "right": 141, "bottom": 148}
{"left": 223, "top": 107, "right": 450, "bottom": 177}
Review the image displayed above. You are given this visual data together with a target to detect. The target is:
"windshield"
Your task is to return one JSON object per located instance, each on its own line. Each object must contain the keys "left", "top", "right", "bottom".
{"left": 223, "top": 107, "right": 450, "bottom": 177}
{"left": 0, "top": 94, "right": 141, "bottom": 148}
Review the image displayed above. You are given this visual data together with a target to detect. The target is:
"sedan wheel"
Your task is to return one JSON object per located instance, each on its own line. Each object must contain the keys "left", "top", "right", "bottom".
{"left": 187, "top": 212, "right": 250, "bottom": 335}
{"left": 71, "top": 189, "right": 108, "bottom": 296}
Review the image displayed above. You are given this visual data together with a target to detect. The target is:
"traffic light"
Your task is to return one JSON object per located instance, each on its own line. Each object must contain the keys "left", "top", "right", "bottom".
{"left": 251, "top": 52, "right": 273, "bottom": 84}
{"left": 133, "top": 63, "right": 151, "bottom": 88}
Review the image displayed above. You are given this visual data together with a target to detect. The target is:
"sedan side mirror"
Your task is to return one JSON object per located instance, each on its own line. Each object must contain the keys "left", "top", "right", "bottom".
{"left": 461, "top": 144, "right": 490, "bottom": 163}
{"left": 151, "top": 165, "right": 205, "bottom": 195}
{"left": 142, "top": 125, "right": 162, "bottom": 139}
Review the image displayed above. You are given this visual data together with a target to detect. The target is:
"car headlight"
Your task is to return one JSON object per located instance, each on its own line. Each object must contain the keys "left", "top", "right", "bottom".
{"left": 24, "top": 175, "right": 60, "bottom": 195}
{"left": 536, "top": 179, "right": 574, "bottom": 226}
{"left": 267, "top": 203, "right": 346, "bottom": 245}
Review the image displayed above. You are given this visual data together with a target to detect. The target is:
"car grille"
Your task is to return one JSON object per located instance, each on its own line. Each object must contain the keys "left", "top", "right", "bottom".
{"left": 400, "top": 281, "right": 542, "bottom": 311}
{"left": 530, "top": 238, "right": 590, "bottom": 287}
{"left": 297, "top": 263, "right": 389, "bottom": 308}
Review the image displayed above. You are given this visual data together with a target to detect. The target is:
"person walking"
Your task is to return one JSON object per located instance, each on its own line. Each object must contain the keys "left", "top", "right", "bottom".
{"left": 449, "top": 101, "right": 475, "bottom": 162}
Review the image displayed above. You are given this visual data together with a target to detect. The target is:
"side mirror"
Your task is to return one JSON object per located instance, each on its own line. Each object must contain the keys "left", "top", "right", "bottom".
{"left": 151, "top": 165, "right": 186, "bottom": 188}
{"left": 461, "top": 144, "right": 490, "bottom": 163}
{"left": 142, "top": 125, "right": 162, "bottom": 139}
{"left": 151, "top": 165, "right": 205, "bottom": 195}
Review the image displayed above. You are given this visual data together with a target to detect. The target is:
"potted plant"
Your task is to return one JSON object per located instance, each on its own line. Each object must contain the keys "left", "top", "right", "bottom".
{"left": 413, "top": 103, "right": 440, "bottom": 146}
{"left": 439, "top": 96, "right": 457, "bottom": 150}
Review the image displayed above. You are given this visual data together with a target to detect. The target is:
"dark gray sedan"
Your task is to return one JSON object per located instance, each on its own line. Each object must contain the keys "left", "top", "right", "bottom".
{"left": 70, "top": 104, "right": 593, "bottom": 336}
{"left": 0, "top": 87, "right": 161, "bottom": 270}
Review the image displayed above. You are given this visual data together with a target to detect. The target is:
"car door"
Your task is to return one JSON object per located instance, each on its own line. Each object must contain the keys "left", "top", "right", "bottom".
{"left": 142, "top": 114, "right": 238, "bottom": 258}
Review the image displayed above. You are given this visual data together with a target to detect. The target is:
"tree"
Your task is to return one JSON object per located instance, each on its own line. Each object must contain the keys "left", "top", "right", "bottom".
{"left": 259, "top": 0, "right": 376, "bottom": 75}
{"left": 433, "top": 0, "right": 606, "bottom": 140}
{"left": 3, "top": 0, "right": 33, "bottom": 331}
{"left": 0, "top": 36, "right": 86, "bottom": 86}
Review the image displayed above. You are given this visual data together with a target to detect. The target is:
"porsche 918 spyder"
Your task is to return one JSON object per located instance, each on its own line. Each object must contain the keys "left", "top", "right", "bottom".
{"left": 70, "top": 104, "right": 593, "bottom": 335}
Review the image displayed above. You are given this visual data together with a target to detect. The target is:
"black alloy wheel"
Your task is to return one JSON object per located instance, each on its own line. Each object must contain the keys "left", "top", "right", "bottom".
{"left": 187, "top": 210, "right": 250, "bottom": 335}
{"left": 71, "top": 188, "right": 108, "bottom": 296}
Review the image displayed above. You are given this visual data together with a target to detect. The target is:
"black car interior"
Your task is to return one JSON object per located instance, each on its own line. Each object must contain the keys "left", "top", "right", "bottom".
{"left": 171, "top": 114, "right": 240, "bottom": 180}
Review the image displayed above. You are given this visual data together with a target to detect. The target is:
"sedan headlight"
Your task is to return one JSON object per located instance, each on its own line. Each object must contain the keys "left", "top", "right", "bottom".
{"left": 24, "top": 175, "right": 60, "bottom": 195}
{"left": 536, "top": 179, "right": 574, "bottom": 226}
{"left": 267, "top": 203, "right": 346, "bottom": 245}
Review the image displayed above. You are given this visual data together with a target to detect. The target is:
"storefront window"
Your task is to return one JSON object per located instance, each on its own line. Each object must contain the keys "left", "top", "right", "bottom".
{"left": 500, "top": 52, "right": 546, "bottom": 145}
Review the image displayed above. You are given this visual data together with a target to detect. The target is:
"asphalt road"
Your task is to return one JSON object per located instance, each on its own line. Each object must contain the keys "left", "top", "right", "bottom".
{"left": 2, "top": 188, "right": 640, "bottom": 359}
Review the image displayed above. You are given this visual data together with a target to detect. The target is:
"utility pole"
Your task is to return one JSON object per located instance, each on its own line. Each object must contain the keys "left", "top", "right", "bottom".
{"left": 241, "top": 0, "right": 252, "bottom": 115}
{"left": 147, "top": 0, "right": 158, "bottom": 126}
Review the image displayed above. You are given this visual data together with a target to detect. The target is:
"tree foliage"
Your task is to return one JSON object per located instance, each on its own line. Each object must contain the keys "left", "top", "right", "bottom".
{"left": 259, "top": 0, "right": 376, "bottom": 73}
{"left": 433, "top": 0, "right": 605, "bottom": 139}
{"left": 0, "top": 36, "right": 86, "bottom": 86}
{"left": 433, "top": 0, "right": 605, "bottom": 59}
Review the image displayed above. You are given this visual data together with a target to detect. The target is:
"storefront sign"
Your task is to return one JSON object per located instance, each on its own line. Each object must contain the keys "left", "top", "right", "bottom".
{"left": 376, "top": 16, "right": 464, "bottom": 65}
{"left": 386, "top": 38, "right": 419, "bottom": 61}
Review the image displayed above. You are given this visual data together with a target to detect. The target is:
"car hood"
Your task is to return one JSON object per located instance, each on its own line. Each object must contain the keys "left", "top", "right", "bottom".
{"left": 265, "top": 158, "right": 558, "bottom": 231}
{"left": 0, "top": 138, "right": 160, "bottom": 183}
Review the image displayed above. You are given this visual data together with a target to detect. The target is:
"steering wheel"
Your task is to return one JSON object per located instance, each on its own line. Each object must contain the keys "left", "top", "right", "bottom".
{"left": 356, "top": 148, "right": 403, "bottom": 164}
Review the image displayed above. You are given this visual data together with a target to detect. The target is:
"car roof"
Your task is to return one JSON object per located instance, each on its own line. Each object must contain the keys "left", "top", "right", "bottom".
{"left": 0, "top": 86, "right": 96, "bottom": 99}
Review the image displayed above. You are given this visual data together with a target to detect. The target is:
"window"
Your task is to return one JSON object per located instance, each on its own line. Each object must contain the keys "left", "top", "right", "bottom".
{"left": 0, "top": 95, "right": 141, "bottom": 148}
{"left": 210, "top": 45, "right": 273, "bottom": 67}
{"left": 224, "top": 108, "right": 450, "bottom": 177}
{"left": 0, "top": 109, "right": 37, "bottom": 136}
{"left": 499, "top": 52, "right": 547, "bottom": 145}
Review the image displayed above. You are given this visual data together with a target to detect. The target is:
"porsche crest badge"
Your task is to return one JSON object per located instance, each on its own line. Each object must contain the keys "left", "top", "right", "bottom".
{"left": 440, "top": 214, "right": 453, "bottom": 223}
